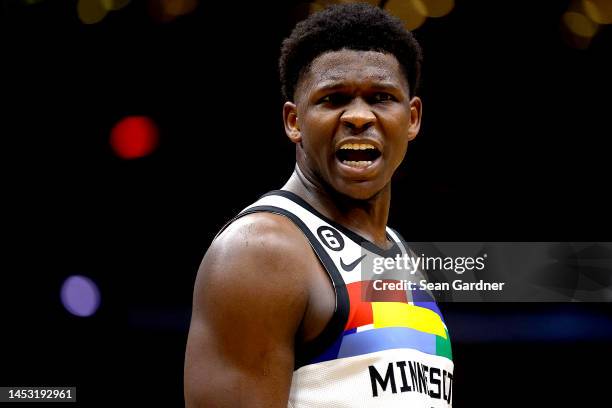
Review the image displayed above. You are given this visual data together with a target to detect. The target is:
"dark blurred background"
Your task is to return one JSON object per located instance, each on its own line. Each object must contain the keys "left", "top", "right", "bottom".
{"left": 3, "top": 0, "right": 612, "bottom": 406}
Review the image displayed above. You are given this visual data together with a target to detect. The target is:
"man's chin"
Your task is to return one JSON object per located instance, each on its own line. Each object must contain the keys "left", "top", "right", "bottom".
{"left": 331, "top": 180, "right": 386, "bottom": 202}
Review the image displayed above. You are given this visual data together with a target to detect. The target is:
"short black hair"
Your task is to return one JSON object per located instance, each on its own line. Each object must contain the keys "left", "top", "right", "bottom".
{"left": 279, "top": 3, "right": 423, "bottom": 101}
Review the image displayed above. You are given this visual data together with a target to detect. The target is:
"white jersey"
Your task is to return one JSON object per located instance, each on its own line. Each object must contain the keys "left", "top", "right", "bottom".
{"left": 226, "top": 190, "right": 454, "bottom": 407}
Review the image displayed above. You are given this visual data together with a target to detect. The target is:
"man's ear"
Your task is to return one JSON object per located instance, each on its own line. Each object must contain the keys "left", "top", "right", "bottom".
{"left": 283, "top": 102, "right": 301, "bottom": 144}
{"left": 406, "top": 96, "right": 422, "bottom": 141}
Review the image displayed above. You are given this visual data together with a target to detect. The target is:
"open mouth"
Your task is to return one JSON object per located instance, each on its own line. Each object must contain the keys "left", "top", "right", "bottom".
{"left": 335, "top": 143, "right": 382, "bottom": 168}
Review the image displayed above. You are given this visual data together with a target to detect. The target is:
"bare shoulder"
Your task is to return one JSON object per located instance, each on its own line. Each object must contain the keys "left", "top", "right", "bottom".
{"left": 213, "top": 211, "right": 309, "bottom": 259}
{"left": 185, "top": 212, "right": 315, "bottom": 407}
{"left": 192, "top": 211, "right": 315, "bottom": 335}
{"left": 199, "top": 212, "right": 313, "bottom": 299}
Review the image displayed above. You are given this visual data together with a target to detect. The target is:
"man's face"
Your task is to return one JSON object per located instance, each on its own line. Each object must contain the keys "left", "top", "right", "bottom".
{"left": 286, "top": 49, "right": 421, "bottom": 200}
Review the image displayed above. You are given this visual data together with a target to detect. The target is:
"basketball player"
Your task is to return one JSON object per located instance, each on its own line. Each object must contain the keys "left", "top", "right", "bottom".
{"left": 185, "top": 4, "right": 453, "bottom": 407}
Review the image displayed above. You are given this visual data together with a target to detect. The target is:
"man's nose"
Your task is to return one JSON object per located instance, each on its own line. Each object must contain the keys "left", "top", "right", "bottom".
{"left": 340, "top": 99, "right": 376, "bottom": 131}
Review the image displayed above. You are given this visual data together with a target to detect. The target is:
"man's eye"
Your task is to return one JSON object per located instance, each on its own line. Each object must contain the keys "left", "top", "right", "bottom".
{"left": 372, "top": 93, "right": 394, "bottom": 103}
{"left": 318, "top": 94, "right": 350, "bottom": 105}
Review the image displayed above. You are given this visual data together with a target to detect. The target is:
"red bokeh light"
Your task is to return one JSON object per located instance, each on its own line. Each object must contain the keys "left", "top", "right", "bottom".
{"left": 110, "top": 116, "right": 159, "bottom": 159}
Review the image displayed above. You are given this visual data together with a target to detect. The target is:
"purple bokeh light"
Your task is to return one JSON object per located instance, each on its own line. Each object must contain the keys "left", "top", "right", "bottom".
{"left": 60, "top": 275, "right": 101, "bottom": 317}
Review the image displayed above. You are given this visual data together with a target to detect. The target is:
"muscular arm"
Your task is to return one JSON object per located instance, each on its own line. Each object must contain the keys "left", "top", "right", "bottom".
{"left": 184, "top": 213, "right": 312, "bottom": 407}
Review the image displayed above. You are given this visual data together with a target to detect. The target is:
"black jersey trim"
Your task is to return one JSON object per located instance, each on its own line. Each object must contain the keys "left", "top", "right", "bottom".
{"left": 262, "top": 190, "right": 402, "bottom": 257}
{"left": 388, "top": 227, "right": 410, "bottom": 252}
{"left": 232, "top": 205, "right": 350, "bottom": 370}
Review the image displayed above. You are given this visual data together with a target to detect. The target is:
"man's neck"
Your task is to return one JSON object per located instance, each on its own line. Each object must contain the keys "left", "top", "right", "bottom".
{"left": 282, "top": 166, "right": 392, "bottom": 249}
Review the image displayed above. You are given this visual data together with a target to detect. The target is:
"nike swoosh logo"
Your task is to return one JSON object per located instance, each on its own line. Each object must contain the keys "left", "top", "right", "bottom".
{"left": 340, "top": 254, "right": 367, "bottom": 272}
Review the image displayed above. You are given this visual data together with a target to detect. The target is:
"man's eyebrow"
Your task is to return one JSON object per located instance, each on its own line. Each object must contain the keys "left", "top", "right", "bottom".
{"left": 368, "top": 82, "right": 404, "bottom": 91}
{"left": 314, "top": 82, "right": 350, "bottom": 92}
{"left": 314, "top": 81, "right": 403, "bottom": 92}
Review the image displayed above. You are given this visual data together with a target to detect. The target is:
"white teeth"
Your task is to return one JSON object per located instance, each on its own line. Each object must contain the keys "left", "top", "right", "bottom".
{"left": 342, "top": 160, "right": 373, "bottom": 168}
{"left": 339, "top": 143, "right": 376, "bottom": 150}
